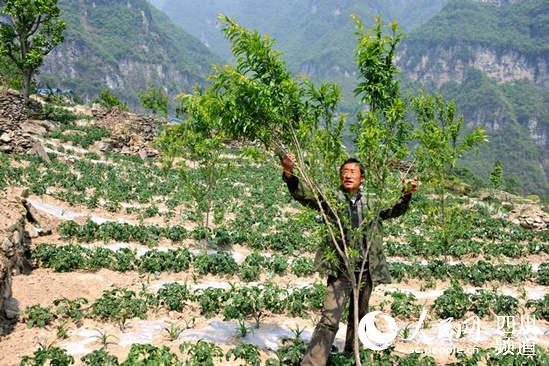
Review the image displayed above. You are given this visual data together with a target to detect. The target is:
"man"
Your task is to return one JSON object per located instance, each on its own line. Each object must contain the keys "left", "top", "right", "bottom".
{"left": 280, "top": 153, "right": 417, "bottom": 366}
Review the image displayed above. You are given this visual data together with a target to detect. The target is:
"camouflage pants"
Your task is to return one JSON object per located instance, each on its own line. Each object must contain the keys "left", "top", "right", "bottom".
{"left": 301, "top": 269, "right": 373, "bottom": 366}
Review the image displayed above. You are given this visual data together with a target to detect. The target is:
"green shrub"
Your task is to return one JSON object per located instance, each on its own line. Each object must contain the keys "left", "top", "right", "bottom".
{"left": 20, "top": 344, "right": 74, "bottom": 366}
{"left": 81, "top": 348, "right": 119, "bottom": 366}
{"left": 121, "top": 344, "right": 179, "bottom": 366}
{"left": 23, "top": 305, "right": 55, "bottom": 328}
{"left": 180, "top": 340, "right": 224, "bottom": 366}
{"left": 433, "top": 282, "right": 471, "bottom": 319}
{"left": 94, "top": 89, "right": 127, "bottom": 111}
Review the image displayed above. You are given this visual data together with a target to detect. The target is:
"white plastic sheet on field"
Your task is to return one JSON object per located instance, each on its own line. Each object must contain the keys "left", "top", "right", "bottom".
{"left": 189, "top": 248, "right": 247, "bottom": 264}
{"left": 62, "top": 320, "right": 169, "bottom": 355}
{"left": 119, "top": 320, "right": 168, "bottom": 346}
{"left": 44, "top": 146, "right": 118, "bottom": 166}
{"left": 61, "top": 328, "right": 104, "bottom": 356}
{"left": 179, "top": 320, "right": 347, "bottom": 350}
{"left": 384, "top": 285, "right": 546, "bottom": 302}
{"left": 27, "top": 198, "right": 131, "bottom": 224}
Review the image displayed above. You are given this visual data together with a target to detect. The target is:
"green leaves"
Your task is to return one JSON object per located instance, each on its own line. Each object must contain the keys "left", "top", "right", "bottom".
{"left": 352, "top": 16, "right": 403, "bottom": 111}
{"left": 383, "top": 291, "right": 421, "bottom": 319}
{"left": 411, "top": 93, "right": 487, "bottom": 250}
{"left": 81, "top": 349, "right": 119, "bottom": 366}
{"left": 20, "top": 343, "right": 74, "bottom": 366}
{"left": 157, "top": 283, "right": 192, "bottom": 312}
{"left": 121, "top": 344, "right": 179, "bottom": 366}
{"left": 91, "top": 289, "right": 148, "bottom": 330}
{"left": 94, "top": 89, "right": 128, "bottom": 111}
{"left": 46, "top": 124, "right": 111, "bottom": 148}
{"left": 0, "top": 0, "right": 66, "bottom": 100}
{"left": 139, "top": 86, "right": 169, "bottom": 117}
{"left": 225, "top": 343, "right": 261, "bottom": 366}
{"left": 171, "top": 14, "right": 342, "bottom": 161}
{"left": 23, "top": 305, "right": 55, "bottom": 328}
{"left": 433, "top": 282, "right": 519, "bottom": 320}
{"left": 433, "top": 282, "right": 472, "bottom": 319}
{"left": 194, "top": 251, "right": 238, "bottom": 276}
{"left": 526, "top": 294, "right": 549, "bottom": 321}
{"left": 180, "top": 340, "right": 224, "bottom": 366}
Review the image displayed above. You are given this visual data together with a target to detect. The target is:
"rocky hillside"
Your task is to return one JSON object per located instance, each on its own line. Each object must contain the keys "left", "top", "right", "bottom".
{"left": 39, "top": 0, "right": 220, "bottom": 107}
{"left": 399, "top": 0, "right": 548, "bottom": 198}
{"left": 151, "top": 0, "right": 448, "bottom": 109}
{"left": 401, "top": 0, "right": 547, "bottom": 87}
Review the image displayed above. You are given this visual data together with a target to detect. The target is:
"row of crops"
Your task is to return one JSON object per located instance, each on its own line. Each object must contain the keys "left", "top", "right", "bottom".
{"left": 55, "top": 216, "right": 547, "bottom": 262}
{"left": 21, "top": 338, "right": 547, "bottom": 366}
{"left": 22, "top": 281, "right": 548, "bottom": 332}
{"left": 33, "top": 244, "right": 548, "bottom": 286}
{"left": 2, "top": 151, "right": 546, "bottom": 258}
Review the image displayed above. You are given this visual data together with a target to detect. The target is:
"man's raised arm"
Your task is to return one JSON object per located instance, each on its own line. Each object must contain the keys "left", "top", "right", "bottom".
{"left": 379, "top": 177, "right": 418, "bottom": 220}
{"left": 281, "top": 153, "right": 324, "bottom": 212}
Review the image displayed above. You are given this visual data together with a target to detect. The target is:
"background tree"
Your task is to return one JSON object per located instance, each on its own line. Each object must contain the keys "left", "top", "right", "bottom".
{"left": 138, "top": 86, "right": 169, "bottom": 117}
{"left": 156, "top": 88, "right": 231, "bottom": 246}
{"left": 0, "top": 0, "right": 66, "bottom": 103}
{"left": 0, "top": 53, "right": 22, "bottom": 89}
{"left": 94, "top": 89, "right": 127, "bottom": 111}
{"left": 489, "top": 160, "right": 503, "bottom": 190}
{"left": 412, "top": 93, "right": 487, "bottom": 258}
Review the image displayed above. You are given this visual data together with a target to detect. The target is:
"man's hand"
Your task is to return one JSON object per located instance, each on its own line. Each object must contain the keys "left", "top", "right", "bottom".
{"left": 402, "top": 176, "right": 419, "bottom": 194}
{"left": 280, "top": 153, "right": 296, "bottom": 177}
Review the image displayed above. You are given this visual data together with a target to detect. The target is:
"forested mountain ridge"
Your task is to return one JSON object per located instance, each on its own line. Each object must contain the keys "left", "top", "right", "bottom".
{"left": 151, "top": 0, "right": 448, "bottom": 108}
{"left": 399, "top": 0, "right": 548, "bottom": 198}
{"left": 39, "top": 0, "right": 220, "bottom": 107}
{"left": 401, "top": 0, "right": 548, "bottom": 87}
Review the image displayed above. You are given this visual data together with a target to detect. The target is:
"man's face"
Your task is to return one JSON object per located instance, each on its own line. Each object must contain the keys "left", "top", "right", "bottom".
{"left": 340, "top": 162, "right": 363, "bottom": 192}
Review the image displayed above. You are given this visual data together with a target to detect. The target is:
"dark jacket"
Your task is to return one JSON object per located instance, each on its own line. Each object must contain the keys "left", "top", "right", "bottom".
{"left": 283, "top": 173, "right": 411, "bottom": 287}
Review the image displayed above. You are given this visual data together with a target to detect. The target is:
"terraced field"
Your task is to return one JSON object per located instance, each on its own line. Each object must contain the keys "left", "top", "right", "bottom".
{"left": 0, "top": 122, "right": 547, "bottom": 365}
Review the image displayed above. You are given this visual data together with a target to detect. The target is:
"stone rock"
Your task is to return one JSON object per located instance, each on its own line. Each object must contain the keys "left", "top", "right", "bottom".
{"left": 0, "top": 238, "right": 11, "bottom": 253}
{"left": 0, "top": 88, "right": 27, "bottom": 123}
{"left": 138, "top": 147, "right": 159, "bottom": 160}
{"left": 20, "top": 121, "right": 47, "bottom": 136}
{"left": 0, "top": 186, "right": 31, "bottom": 319}
{"left": 26, "top": 223, "right": 40, "bottom": 239}
{"left": 30, "top": 141, "right": 51, "bottom": 164}
{"left": 0, "top": 90, "right": 39, "bottom": 155}
{"left": 139, "top": 149, "right": 148, "bottom": 161}
{"left": 7, "top": 186, "right": 29, "bottom": 200}
{"left": 96, "top": 141, "right": 112, "bottom": 151}
{"left": 3, "top": 298, "right": 18, "bottom": 319}
{"left": 0, "top": 132, "right": 11, "bottom": 143}
{"left": 93, "top": 107, "right": 166, "bottom": 156}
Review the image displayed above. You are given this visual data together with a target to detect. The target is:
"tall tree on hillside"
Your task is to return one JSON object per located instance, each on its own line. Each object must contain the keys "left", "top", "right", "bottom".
{"left": 490, "top": 160, "right": 503, "bottom": 190}
{"left": 0, "top": 0, "right": 66, "bottom": 103}
{"left": 139, "top": 86, "right": 169, "bottom": 117}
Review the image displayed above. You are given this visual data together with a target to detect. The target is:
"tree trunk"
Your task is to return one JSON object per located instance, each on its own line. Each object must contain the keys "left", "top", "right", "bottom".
{"left": 205, "top": 164, "right": 213, "bottom": 242}
{"left": 353, "top": 287, "right": 362, "bottom": 366}
{"left": 22, "top": 69, "right": 32, "bottom": 105}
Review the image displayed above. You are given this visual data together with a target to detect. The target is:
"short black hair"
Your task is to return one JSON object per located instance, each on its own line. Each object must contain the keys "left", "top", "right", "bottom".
{"left": 339, "top": 158, "right": 365, "bottom": 176}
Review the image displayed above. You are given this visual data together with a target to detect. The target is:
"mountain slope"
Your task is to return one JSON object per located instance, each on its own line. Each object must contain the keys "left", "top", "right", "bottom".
{"left": 39, "top": 0, "right": 220, "bottom": 107}
{"left": 399, "top": 0, "right": 548, "bottom": 197}
{"left": 152, "top": 0, "right": 448, "bottom": 109}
